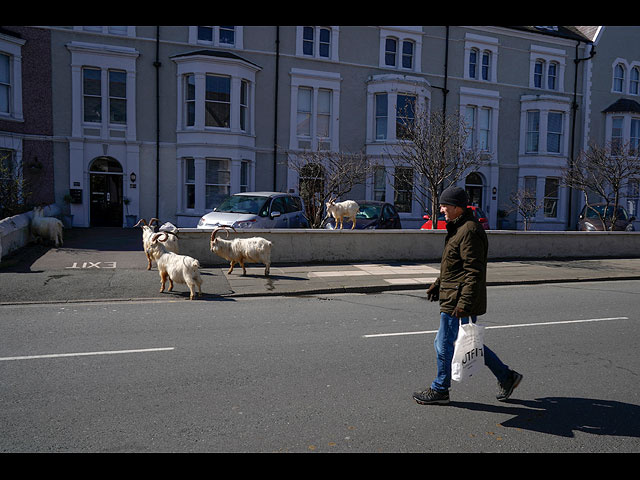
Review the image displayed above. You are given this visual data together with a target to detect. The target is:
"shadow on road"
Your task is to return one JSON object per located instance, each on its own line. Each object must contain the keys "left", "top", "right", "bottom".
{"left": 451, "top": 397, "right": 640, "bottom": 438}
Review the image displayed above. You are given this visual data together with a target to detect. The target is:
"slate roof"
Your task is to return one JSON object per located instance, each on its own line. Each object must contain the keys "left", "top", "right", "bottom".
{"left": 171, "top": 49, "right": 261, "bottom": 69}
{"left": 504, "top": 26, "right": 596, "bottom": 43}
{"left": 602, "top": 98, "right": 640, "bottom": 114}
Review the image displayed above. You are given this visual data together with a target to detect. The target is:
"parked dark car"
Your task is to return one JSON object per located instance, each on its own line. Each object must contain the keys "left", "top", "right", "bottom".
{"left": 420, "top": 205, "right": 490, "bottom": 230}
{"left": 324, "top": 201, "right": 402, "bottom": 229}
{"left": 577, "top": 203, "right": 635, "bottom": 231}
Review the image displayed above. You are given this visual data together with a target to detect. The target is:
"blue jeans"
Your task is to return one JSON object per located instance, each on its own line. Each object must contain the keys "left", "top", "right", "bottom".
{"left": 431, "top": 312, "right": 510, "bottom": 392}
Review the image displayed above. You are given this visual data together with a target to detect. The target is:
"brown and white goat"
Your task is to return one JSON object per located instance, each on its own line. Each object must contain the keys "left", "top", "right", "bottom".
{"left": 210, "top": 227, "right": 272, "bottom": 276}
{"left": 325, "top": 199, "right": 359, "bottom": 230}
{"left": 31, "top": 206, "right": 64, "bottom": 247}
{"left": 134, "top": 218, "right": 179, "bottom": 270}
{"left": 146, "top": 232, "right": 202, "bottom": 300}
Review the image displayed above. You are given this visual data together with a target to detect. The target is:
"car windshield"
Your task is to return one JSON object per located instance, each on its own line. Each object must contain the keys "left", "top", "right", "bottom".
{"left": 215, "top": 195, "right": 269, "bottom": 215}
{"left": 584, "top": 205, "right": 628, "bottom": 220}
{"left": 356, "top": 204, "right": 381, "bottom": 219}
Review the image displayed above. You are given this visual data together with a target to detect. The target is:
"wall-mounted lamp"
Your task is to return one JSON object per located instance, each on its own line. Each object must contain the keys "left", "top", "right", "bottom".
{"left": 130, "top": 172, "right": 137, "bottom": 183}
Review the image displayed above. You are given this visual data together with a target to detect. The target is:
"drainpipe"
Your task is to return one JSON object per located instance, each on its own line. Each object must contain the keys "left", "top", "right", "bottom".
{"left": 273, "top": 26, "right": 280, "bottom": 191}
{"left": 442, "top": 26, "right": 449, "bottom": 116}
{"left": 154, "top": 26, "right": 162, "bottom": 218}
{"left": 567, "top": 40, "right": 596, "bottom": 229}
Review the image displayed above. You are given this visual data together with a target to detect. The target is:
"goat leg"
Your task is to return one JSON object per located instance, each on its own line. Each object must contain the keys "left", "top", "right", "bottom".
{"left": 160, "top": 271, "right": 168, "bottom": 292}
{"left": 228, "top": 261, "right": 235, "bottom": 274}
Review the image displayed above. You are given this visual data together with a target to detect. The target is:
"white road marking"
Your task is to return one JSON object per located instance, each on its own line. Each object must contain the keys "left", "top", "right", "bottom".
{"left": 0, "top": 347, "right": 175, "bottom": 362}
{"left": 363, "top": 316, "right": 630, "bottom": 338}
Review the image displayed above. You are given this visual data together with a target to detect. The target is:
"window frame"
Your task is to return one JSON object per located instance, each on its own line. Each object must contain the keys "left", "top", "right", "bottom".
{"left": 464, "top": 33, "right": 498, "bottom": 83}
{"left": 296, "top": 26, "right": 339, "bottom": 61}
{"left": 529, "top": 45, "right": 566, "bottom": 92}
{"left": 379, "top": 27, "right": 422, "bottom": 73}
{"left": 288, "top": 68, "right": 341, "bottom": 152}
{"left": 0, "top": 33, "right": 25, "bottom": 121}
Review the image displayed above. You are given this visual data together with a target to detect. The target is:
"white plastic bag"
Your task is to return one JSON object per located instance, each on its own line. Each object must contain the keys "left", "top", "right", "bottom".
{"left": 451, "top": 320, "right": 485, "bottom": 382}
{"left": 159, "top": 222, "right": 178, "bottom": 234}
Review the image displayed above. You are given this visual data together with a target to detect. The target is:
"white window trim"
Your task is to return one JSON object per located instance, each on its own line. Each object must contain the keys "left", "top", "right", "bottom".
{"left": 173, "top": 53, "right": 260, "bottom": 135}
{"left": 295, "top": 26, "right": 339, "bottom": 61}
{"left": 630, "top": 63, "right": 640, "bottom": 96}
{"left": 529, "top": 45, "right": 567, "bottom": 92}
{"left": 464, "top": 33, "right": 499, "bottom": 82}
{"left": 288, "top": 68, "right": 341, "bottom": 152}
{"left": 364, "top": 74, "right": 430, "bottom": 217}
{"left": 459, "top": 87, "right": 500, "bottom": 156}
{"left": 519, "top": 94, "right": 571, "bottom": 156}
{"left": 66, "top": 42, "right": 139, "bottom": 140}
{"left": 365, "top": 74, "right": 430, "bottom": 148}
{"left": 611, "top": 58, "right": 628, "bottom": 93}
{"left": 604, "top": 112, "right": 640, "bottom": 154}
{"left": 188, "top": 26, "right": 244, "bottom": 50}
{"left": 378, "top": 27, "right": 422, "bottom": 73}
{"left": 0, "top": 32, "right": 26, "bottom": 122}
{"left": 73, "top": 26, "right": 136, "bottom": 37}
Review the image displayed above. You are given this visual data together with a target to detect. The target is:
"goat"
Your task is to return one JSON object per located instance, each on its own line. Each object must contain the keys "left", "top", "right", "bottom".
{"left": 146, "top": 232, "right": 202, "bottom": 300}
{"left": 31, "top": 206, "right": 64, "bottom": 247}
{"left": 325, "top": 199, "right": 359, "bottom": 230}
{"left": 134, "top": 218, "right": 179, "bottom": 270}
{"left": 210, "top": 227, "right": 272, "bottom": 276}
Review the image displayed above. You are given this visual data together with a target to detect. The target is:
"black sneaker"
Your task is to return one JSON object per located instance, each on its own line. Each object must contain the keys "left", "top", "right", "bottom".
{"left": 496, "top": 370, "right": 523, "bottom": 402}
{"left": 413, "top": 387, "right": 450, "bottom": 405}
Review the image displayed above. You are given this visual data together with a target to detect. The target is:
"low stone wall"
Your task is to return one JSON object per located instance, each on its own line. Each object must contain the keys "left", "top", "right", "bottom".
{"left": 0, "top": 205, "right": 61, "bottom": 260}
{"left": 176, "top": 228, "right": 640, "bottom": 266}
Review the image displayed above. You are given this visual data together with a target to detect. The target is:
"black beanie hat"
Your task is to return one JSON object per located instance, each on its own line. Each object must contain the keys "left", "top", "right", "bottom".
{"left": 439, "top": 186, "right": 468, "bottom": 208}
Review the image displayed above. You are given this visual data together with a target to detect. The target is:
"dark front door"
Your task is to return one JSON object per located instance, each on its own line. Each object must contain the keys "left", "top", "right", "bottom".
{"left": 90, "top": 173, "right": 123, "bottom": 226}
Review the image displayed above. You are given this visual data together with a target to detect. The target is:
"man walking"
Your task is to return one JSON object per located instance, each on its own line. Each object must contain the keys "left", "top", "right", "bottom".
{"left": 413, "top": 186, "right": 522, "bottom": 405}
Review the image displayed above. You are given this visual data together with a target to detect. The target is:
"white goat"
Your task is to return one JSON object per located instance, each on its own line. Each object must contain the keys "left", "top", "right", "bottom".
{"left": 134, "top": 218, "right": 179, "bottom": 270}
{"left": 146, "top": 232, "right": 202, "bottom": 300}
{"left": 326, "top": 199, "right": 359, "bottom": 230}
{"left": 210, "top": 227, "right": 272, "bottom": 276}
{"left": 31, "top": 206, "right": 64, "bottom": 247}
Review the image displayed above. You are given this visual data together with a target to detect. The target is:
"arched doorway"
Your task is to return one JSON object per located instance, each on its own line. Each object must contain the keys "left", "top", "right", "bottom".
{"left": 465, "top": 172, "right": 484, "bottom": 208}
{"left": 89, "top": 156, "right": 123, "bottom": 227}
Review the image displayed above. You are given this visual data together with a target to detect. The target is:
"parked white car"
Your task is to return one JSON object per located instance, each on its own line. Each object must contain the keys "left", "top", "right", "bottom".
{"left": 197, "top": 192, "right": 310, "bottom": 229}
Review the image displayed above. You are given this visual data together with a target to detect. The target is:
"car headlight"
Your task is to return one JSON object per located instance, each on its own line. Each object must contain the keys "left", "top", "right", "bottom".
{"left": 198, "top": 217, "right": 206, "bottom": 227}
{"left": 233, "top": 219, "right": 256, "bottom": 229}
{"left": 584, "top": 222, "right": 596, "bottom": 231}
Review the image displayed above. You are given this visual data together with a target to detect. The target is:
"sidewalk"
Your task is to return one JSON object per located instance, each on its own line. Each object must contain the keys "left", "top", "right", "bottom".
{"left": 223, "top": 257, "right": 640, "bottom": 298}
{"left": 1, "top": 226, "right": 640, "bottom": 304}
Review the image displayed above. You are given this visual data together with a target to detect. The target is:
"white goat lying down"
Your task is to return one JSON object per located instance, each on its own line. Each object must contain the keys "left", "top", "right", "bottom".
{"left": 31, "top": 206, "right": 64, "bottom": 247}
{"left": 146, "top": 232, "right": 202, "bottom": 300}
{"left": 134, "top": 218, "right": 179, "bottom": 270}
{"left": 326, "top": 199, "right": 359, "bottom": 230}
{"left": 210, "top": 227, "right": 272, "bottom": 276}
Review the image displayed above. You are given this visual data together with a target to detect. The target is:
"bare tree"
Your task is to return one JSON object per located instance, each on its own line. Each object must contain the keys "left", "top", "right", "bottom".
{"left": 562, "top": 140, "right": 640, "bottom": 230}
{"left": 0, "top": 150, "right": 32, "bottom": 219}
{"left": 386, "top": 105, "right": 484, "bottom": 228}
{"left": 508, "top": 188, "right": 543, "bottom": 231}
{"left": 286, "top": 149, "right": 373, "bottom": 228}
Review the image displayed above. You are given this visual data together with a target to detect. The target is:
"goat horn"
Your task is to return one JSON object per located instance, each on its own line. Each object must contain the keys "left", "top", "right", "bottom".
{"left": 133, "top": 219, "right": 146, "bottom": 228}
{"left": 151, "top": 232, "right": 168, "bottom": 242}
{"left": 149, "top": 218, "right": 159, "bottom": 226}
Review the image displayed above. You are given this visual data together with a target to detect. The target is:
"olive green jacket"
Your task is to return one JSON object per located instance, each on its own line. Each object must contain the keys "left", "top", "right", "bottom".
{"left": 433, "top": 209, "right": 488, "bottom": 316}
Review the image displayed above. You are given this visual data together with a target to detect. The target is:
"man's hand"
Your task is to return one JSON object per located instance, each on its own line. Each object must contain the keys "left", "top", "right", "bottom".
{"left": 452, "top": 306, "right": 469, "bottom": 318}
{"left": 426, "top": 283, "right": 439, "bottom": 302}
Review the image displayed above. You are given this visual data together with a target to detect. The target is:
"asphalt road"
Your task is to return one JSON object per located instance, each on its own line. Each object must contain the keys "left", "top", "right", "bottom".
{"left": 1, "top": 280, "right": 639, "bottom": 453}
